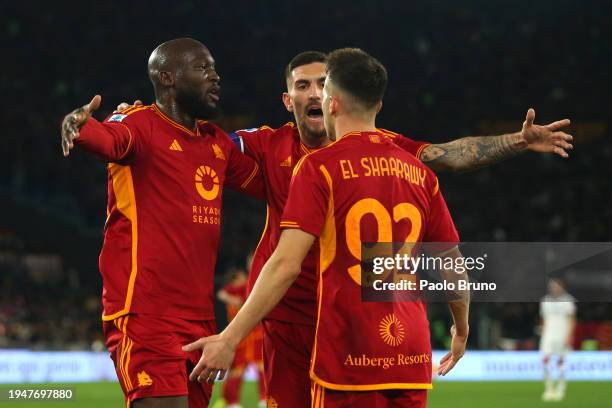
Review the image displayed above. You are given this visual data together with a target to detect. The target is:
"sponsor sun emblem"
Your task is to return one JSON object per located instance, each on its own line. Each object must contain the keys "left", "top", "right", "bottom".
{"left": 195, "top": 165, "right": 220, "bottom": 200}
{"left": 379, "top": 313, "right": 405, "bottom": 347}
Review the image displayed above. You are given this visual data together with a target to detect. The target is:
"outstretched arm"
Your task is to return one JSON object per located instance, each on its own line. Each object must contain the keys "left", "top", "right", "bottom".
{"left": 182, "top": 229, "right": 315, "bottom": 383}
{"left": 61, "top": 95, "right": 137, "bottom": 162}
{"left": 420, "top": 109, "right": 573, "bottom": 172}
{"left": 61, "top": 95, "right": 102, "bottom": 156}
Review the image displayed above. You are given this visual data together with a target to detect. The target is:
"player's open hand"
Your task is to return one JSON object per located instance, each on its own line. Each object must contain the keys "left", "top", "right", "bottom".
{"left": 115, "top": 100, "right": 143, "bottom": 112}
{"left": 182, "top": 334, "right": 235, "bottom": 384}
{"left": 61, "top": 95, "right": 101, "bottom": 156}
{"left": 437, "top": 325, "right": 468, "bottom": 376}
{"left": 520, "top": 108, "right": 573, "bottom": 158}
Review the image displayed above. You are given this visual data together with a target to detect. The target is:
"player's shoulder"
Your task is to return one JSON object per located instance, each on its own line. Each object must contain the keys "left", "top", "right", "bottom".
{"left": 562, "top": 294, "right": 577, "bottom": 304}
{"left": 378, "top": 127, "right": 430, "bottom": 159}
{"left": 106, "top": 104, "right": 156, "bottom": 124}
{"left": 231, "top": 122, "right": 297, "bottom": 153}
{"left": 301, "top": 138, "right": 337, "bottom": 163}
{"left": 541, "top": 295, "right": 553, "bottom": 303}
{"left": 290, "top": 146, "right": 328, "bottom": 179}
{"left": 377, "top": 127, "right": 419, "bottom": 146}
{"left": 235, "top": 122, "right": 295, "bottom": 138}
{"left": 271, "top": 121, "right": 296, "bottom": 135}
{"left": 378, "top": 127, "right": 426, "bottom": 145}
{"left": 542, "top": 293, "right": 576, "bottom": 304}
{"left": 199, "top": 120, "right": 226, "bottom": 136}
{"left": 393, "top": 139, "right": 434, "bottom": 172}
{"left": 229, "top": 122, "right": 296, "bottom": 151}
{"left": 198, "top": 121, "right": 236, "bottom": 148}
{"left": 377, "top": 127, "right": 403, "bottom": 139}
{"left": 385, "top": 136, "right": 433, "bottom": 172}
{"left": 290, "top": 139, "right": 340, "bottom": 180}
{"left": 384, "top": 139, "right": 440, "bottom": 195}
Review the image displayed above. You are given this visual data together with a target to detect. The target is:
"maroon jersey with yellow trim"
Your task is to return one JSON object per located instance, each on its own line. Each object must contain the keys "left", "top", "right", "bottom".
{"left": 77, "top": 104, "right": 262, "bottom": 321}
{"left": 280, "top": 131, "right": 458, "bottom": 390}
{"left": 234, "top": 123, "right": 429, "bottom": 325}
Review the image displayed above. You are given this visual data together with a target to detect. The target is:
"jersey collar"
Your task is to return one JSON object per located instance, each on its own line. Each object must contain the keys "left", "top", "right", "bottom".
{"left": 152, "top": 104, "right": 203, "bottom": 137}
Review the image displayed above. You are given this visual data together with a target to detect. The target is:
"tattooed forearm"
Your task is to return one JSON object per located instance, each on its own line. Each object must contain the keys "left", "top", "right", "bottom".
{"left": 420, "top": 132, "right": 528, "bottom": 172}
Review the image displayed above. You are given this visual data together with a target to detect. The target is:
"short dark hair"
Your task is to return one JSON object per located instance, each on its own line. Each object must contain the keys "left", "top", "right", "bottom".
{"left": 285, "top": 51, "right": 328, "bottom": 80}
{"left": 326, "top": 48, "right": 388, "bottom": 109}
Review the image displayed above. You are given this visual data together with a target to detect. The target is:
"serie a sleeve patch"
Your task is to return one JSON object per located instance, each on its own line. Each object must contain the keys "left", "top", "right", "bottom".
{"left": 108, "top": 114, "right": 127, "bottom": 123}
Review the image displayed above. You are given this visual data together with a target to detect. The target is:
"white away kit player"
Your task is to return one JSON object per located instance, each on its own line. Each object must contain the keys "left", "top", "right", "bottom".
{"left": 540, "top": 279, "right": 576, "bottom": 402}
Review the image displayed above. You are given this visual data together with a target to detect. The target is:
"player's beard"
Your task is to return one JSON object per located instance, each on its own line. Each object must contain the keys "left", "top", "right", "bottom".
{"left": 176, "top": 87, "right": 219, "bottom": 120}
{"left": 302, "top": 121, "right": 327, "bottom": 142}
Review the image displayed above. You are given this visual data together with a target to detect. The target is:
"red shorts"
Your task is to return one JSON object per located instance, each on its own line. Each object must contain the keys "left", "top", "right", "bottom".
{"left": 311, "top": 382, "right": 428, "bottom": 408}
{"left": 103, "top": 314, "right": 216, "bottom": 406}
{"left": 262, "top": 319, "right": 315, "bottom": 408}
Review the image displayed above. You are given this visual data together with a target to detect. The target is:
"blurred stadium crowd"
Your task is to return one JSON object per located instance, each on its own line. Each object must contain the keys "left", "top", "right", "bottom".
{"left": 1, "top": 1, "right": 610, "bottom": 350}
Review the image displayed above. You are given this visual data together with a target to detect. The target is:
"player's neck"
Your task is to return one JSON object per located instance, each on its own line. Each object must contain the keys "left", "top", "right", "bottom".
{"left": 334, "top": 117, "right": 377, "bottom": 140}
{"left": 155, "top": 99, "right": 198, "bottom": 131}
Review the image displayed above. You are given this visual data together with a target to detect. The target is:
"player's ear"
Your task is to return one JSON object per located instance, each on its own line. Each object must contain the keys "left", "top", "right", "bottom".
{"left": 329, "top": 96, "right": 339, "bottom": 116}
{"left": 159, "top": 71, "right": 174, "bottom": 87}
{"left": 376, "top": 100, "right": 383, "bottom": 113}
{"left": 282, "top": 92, "right": 293, "bottom": 112}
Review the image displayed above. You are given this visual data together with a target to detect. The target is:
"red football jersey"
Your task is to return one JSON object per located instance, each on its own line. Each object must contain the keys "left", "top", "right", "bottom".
{"left": 77, "top": 104, "right": 262, "bottom": 321}
{"left": 232, "top": 124, "right": 429, "bottom": 324}
{"left": 281, "top": 131, "right": 458, "bottom": 390}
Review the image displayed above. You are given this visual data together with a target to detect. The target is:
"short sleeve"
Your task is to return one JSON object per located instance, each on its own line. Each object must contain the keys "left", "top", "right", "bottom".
{"left": 423, "top": 177, "right": 459, "bottom": 243}
{"left": 224, "top": 135, "right": 265, "bottom": 200}
{"left": 230, "top": 126, "right": 272, "bottom": 163}
{"left": 77, "top": 110, "right": 149, "bottom": 163}
{"left": 380, "top": 129, "right": 430, "bottom": 159}
{"left": 280, "top": 157, "right": 330, "bottom": 237}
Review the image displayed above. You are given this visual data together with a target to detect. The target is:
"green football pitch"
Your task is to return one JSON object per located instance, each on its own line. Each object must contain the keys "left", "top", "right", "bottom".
{"left": 3, "top": 381, "right": 610, "bottom": 407}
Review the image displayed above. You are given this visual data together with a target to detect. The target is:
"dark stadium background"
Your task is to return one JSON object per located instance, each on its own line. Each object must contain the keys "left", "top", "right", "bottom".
{"left": 1, "top": 0, "right": 610, "bottom": 357}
